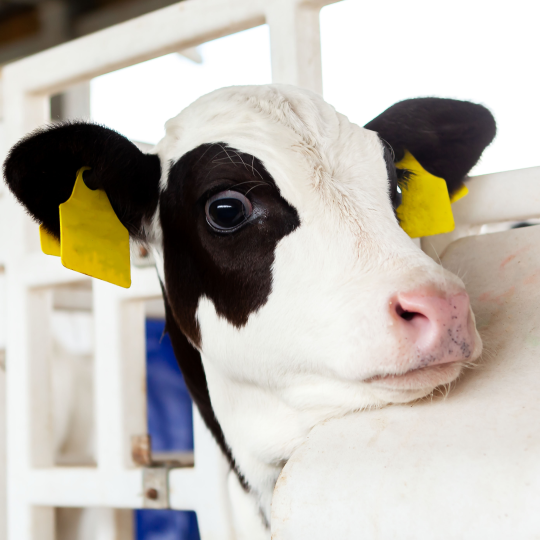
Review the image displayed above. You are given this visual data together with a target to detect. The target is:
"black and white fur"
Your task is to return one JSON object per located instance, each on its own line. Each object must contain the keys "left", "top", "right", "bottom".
{"left": 3, "top": 85, "right": 495, "bottom": 538}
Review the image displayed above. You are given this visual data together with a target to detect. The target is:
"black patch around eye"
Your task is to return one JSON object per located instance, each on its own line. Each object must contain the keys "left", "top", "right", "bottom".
{"left": 161, "top": 143, "right": 300, "bottom": 348}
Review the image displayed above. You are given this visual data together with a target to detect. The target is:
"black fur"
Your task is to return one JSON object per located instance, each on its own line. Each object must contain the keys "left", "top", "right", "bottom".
{"left": 365, "top": 97, "right": 496, "bottom": 195}
{"left": 160, "top": 143, "right": 301, "bottom": 348}
{"left": 3, "top": 121, "right": 161, "bottom": 239}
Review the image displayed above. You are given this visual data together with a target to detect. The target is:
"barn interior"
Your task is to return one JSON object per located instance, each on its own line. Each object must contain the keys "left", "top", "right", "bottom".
{"left": 0, "top": 0, "right": 539, "bottom": 539}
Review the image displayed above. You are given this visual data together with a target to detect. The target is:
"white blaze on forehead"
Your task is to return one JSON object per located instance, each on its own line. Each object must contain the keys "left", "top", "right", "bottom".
{"left": 153, "top": 84, "right": 392, "bottom": 226}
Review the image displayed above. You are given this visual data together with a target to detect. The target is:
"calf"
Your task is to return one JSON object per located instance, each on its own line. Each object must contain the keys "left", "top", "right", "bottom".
{"left": 4, "top": 84, "right": 495, "bottom": 538}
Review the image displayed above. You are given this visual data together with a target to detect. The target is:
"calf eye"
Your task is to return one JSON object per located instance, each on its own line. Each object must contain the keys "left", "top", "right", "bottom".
{"left": 205, "top": 190, "right": 253, "bottom": 232}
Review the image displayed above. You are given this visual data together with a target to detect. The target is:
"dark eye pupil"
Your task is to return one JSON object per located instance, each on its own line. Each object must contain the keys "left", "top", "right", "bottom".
{"left": 209, "top": 198, "right": 245, "bottom": 228}
{"left": 205, "top": 190, "right": 253, "bottom": 232}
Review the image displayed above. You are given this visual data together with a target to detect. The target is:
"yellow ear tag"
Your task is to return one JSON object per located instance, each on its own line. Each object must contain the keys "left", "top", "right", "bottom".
{"left": 58, "top": 167, "right": 131, "bottom": 288}
{"left": 39, "top": 224, "right": 61, "bottom": 256}
{"left": 395, "top": 151, "right": 455, "bottom": 238}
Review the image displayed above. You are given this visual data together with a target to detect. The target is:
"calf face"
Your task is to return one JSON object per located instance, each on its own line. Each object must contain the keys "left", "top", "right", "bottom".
{"left": 4, "top": 84, "right": 495, "bottom": 520}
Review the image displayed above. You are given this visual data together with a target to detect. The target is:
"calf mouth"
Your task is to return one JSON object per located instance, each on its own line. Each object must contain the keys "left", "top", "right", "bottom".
{"left": 364, "top": 360, "right": 464, "bottom": 392}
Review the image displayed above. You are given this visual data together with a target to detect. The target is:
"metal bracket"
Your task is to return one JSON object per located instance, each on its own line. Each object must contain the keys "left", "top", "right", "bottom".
{"left": 132, "top": 434, "right": 152, "bottom": 466}
{"left": 134, "top": 434, "right": 177, "bottom": 509}
{"left": 143, "top": 466, "right": 170, "bottom": 509}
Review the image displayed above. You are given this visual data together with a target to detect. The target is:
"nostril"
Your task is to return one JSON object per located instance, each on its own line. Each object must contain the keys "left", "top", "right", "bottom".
{"left": 400, "top": 310, "right": 416, "bottom": 321}
{"left": 395, "top": 302, "right": 421, "bottom": 322}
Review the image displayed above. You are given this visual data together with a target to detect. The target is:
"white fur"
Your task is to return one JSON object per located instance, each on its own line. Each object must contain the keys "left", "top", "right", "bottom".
{"left": 149, "top": 84, "right": 482, "bottom": 534}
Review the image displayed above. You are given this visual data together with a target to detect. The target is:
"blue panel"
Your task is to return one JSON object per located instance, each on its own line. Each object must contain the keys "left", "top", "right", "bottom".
{"left": 137, "top": 319, "right": 199, "bottom": 540}
{"left": 145, "top": 319, "right": 193, "bottom": 452}
{"left": 136, "top": 510, "right": 201, "bottom": 540}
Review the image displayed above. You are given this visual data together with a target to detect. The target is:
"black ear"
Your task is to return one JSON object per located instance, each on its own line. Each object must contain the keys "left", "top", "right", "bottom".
{"left": 3, "top": 121, "right": 161, "bottom": 240}
{"left": 365, "top": 97, "right": 496, "bottom": 195}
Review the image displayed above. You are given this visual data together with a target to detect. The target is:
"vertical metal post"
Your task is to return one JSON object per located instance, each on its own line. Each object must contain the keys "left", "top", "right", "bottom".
{"left": 266, "top": 0, "right": 331, "bottom": 95}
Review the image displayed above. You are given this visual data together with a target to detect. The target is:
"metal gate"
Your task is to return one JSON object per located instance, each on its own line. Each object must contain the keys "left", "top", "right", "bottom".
{"left": 0, "top": 0, "right": 339, "bottom": 538}
{"left": 1, "top": 0, "right": 540, "bottom": 538}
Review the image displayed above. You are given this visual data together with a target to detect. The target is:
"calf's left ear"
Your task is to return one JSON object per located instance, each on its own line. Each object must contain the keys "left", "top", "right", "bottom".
{"left": 364, "top": 97, "right": 496, "bottom": 195}
{"left": 3, "top": 121, "right": 161, "bottom": 241}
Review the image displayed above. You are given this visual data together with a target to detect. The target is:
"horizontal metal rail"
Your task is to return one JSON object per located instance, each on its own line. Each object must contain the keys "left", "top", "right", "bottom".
{"left": 455, "top": 166, "right": 540, "bottom": 226}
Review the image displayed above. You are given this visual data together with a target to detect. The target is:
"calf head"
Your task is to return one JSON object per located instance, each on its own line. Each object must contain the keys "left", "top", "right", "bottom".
{"left": 4, "top": 85, "right": 495, "bottom": 499}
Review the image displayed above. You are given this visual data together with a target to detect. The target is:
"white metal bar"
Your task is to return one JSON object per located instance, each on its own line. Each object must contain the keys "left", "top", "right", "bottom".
{"left": 25, "top": 469, "right": 143, "bottom": 508}
{"left": 1, "top": 0, "right": 267, "bottom": 102}
{"left": 453, "top": 166, "right": 540, "bottom": 226}
{"left": 421, "top": 166, "right": 540, "bottom": 260}
{"left": 6, "top": 274, "right": 52, "bottom": 539}
{"left": 92, "top": 281, "right": 132, "bottom": 471}
{"left": 266, "top": 0, "right": 340, "bottom": 93}
{"left": 16, "top": 254, "right": 91, "bottom": 289}
{"left": 268, "top": 0, "right": 325, "bottom": 93}
{"left": 169, "top": 410, "right": 235, "bottom": 540}
{"left": 57, "top": 81, "right": 92, "bottom": 121}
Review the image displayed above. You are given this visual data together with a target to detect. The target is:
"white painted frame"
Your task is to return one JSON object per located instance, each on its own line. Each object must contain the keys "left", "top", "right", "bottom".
{"left": 421, "top": 166, "right": 540, "bottom": 259}
{"left": 0, "top": 0, "right": 339, "bottom": 538}
{"left": 1, "top": 0, "right": 540, "bottom": 538}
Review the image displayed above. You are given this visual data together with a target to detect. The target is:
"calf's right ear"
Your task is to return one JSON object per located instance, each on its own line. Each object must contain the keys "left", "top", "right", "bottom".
{"left": 3, "top": 121, "right": 161, "bottom": 241}
{"left": 364, "top": 97, "right": 496, "bottom": 196}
